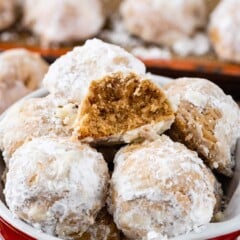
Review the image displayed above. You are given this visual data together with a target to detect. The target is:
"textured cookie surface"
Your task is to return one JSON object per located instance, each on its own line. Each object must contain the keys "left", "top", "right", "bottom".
{"left": 74, "top": 72, "right": 175, "bottom": 143}
{"left": 23, "top": 0, "right": 105, "bottom": 45}
{"left": 4, "top": 136, "right": 109, "bottom": 239}
{"left": 43, "top": 39, "right": 146, "bottom": 103}
{"left": 109, "top": 135, "right": 218, "bottom": 239}
{"left": 164, "top": 77, "right": 240, "bottom": 176}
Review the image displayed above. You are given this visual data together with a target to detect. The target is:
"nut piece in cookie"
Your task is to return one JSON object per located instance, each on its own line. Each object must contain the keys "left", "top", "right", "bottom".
{"left": 23, "top": 0, "right": 106, "bottom": 45}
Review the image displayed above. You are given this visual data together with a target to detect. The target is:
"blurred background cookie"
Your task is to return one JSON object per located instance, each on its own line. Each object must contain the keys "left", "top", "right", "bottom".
{"left": 22, "top": 0, "right": 106, "bottom": 46}
{"left": 0, "top": 0, "right": 17, "bottom": 31}
{"left": 209, "top": 0, "right": 240, "bottom": 63}
{"left": 0, "top": 48, "right": 48, "bottom": 113}
{"left": 120, "top": 0, "right": 207, "bottom": 46}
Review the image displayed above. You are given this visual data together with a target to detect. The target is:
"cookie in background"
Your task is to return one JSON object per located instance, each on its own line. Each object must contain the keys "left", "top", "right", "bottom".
{"left": 209, "top": 0, "right": 240, "bottom": 63}
{"left": 0, "top": 48, "right": 49, "bottom": 113}
{"left": 0, "top": 0, "right": 18, "bottom": 31}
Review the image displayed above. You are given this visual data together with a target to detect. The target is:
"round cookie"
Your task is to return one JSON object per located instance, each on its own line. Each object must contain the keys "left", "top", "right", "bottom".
{"left": 43, "top": 39, "right": 174, "bottom": 144}
{"left": 209, "top": 0, "right": 240, "bottom": 62}
{"left": 43, "top": 38, "right": 146, "bottom": 103}
{"left": 23, "top": 0, "right": 106, "bottom": 45}
{"left": 0, "top": 49, "right": 49, "bottom": 113}
{"left": 164, "top": 77, "right": 240, "bottom": 176}
{"left": 0, "top": 0, "right": 17, "bottom": 30}
{"left": 109, "top": 135, "right": 219, "bottom": 239}
{"left": 120, "top": 0, "right": 207, "bottom": 46}
{"left": 4, "top": 136, "right": 109, "bottom": 239}
{"left": 0, "top": 96, "right": 78, "bottom": 163}
{"left": 73, "top": 72, "right": 175, "bottom": 144}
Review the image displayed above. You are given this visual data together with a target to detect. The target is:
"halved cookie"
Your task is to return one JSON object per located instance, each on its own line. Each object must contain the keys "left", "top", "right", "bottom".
{"left": 73, "top": 72, "right": 175, "bottom": 144}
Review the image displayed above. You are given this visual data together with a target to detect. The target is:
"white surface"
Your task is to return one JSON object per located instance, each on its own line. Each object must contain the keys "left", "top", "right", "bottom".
{"left": 0, "top": 77, "right": 240, "bottom": 239}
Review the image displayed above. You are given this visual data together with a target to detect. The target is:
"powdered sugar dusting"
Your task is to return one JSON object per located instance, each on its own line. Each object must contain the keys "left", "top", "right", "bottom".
{"left": 110, "top": 135, "right": 217, "bottom": 238}
{"left": 0, "top": 95, "right": 76, "bottom": 164}
{"left": 4, "top": 136, "right": 109, "bottom": 238}
{"left": 121, "top": 119, "right": 174, "bottom": 143}
{"left": 43, "top": 38, "right": 146, "bottom": 103}
{"left": 165, "top": 77, "right": 240, "bottom": 175}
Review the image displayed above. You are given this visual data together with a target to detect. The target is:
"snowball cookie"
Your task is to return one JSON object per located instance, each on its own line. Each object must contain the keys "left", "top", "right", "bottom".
{"left": 74, "top": 72, "right": 175, "bottom": 143}
{"left": 43, "top": 39, "right": 174, "bottom": 143}
{"left": 0, "top": 49, "right": 49, "bottom": 113}
{"left": 43, "top": 39, "right": 146, "bottom": 103}
{"left": 0, "top": 0, "right": 17, "bottom": 30}
{"left": 0, "top": 96, "right": 78, "bottom": 163}
{"left": 79, "top": 208, "right": 120, "bottom": 240}
{"left": 4, "top": 136, "right": 109, "bottom": 239}
{"left": 109, "top": 135, "right": 219, "bottom": 239}
{"left": 164, "top": 78, "right": 240, "bottom": 176}
{"left": 23, "top": 0, "right": 105, "bottom": 45}
{"left": 209, "top": 0, "right": 240, "bottom": 62}
{"left": 120, "top": 0, "right": 207, "bottom": 46}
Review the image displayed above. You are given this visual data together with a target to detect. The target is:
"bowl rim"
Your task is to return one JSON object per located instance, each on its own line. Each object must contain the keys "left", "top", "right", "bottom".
{"left": 0, "top": 87, "right": 239, "bottom": 240}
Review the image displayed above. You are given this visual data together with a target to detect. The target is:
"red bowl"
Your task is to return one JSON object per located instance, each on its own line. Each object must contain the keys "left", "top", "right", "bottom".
{"left": 0, "top": 216, "right": 239, "bottom": 240}
{"left": 0, "top": 217, "right": 35, "bottom": 240}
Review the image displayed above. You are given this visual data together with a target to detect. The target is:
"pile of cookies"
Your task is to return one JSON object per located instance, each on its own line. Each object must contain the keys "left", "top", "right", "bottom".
{"left": 2, "top": 0, "right": 240, "bottom": 62}
{"left": 0, "top": 39, "right": 239, "bottom": 240}
{"left": 115, "top": 0, "right": 240, "bottom": 62}
{"left": 0, "top": 0, "right": 119, "bottom": 46}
